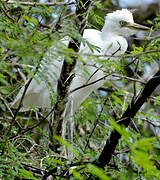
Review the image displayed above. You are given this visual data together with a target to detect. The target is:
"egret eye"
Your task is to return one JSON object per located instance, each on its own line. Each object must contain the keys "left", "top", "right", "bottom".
{"left": 119, "top": 20, "right": 127, "bottom": 27}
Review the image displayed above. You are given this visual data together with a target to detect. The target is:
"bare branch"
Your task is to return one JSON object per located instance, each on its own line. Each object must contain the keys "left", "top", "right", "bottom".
{"left": 69, "top": 74, "right": 109, "bottom": 95}
{"left": 5, "top": 1, "right": 75, "bottom": 7}
{"left": 1, "top": 3, "right": 15, "bottom": 22}
{"left": 6, "top": 55, "right": 43, "bottom": 138}
{"left": 141, "top": 118, "right": 160, "bottom": 128}
{"left": 84, "top": 100, "right": 106, "bottom": 150}
{"left": 9, "top": 105, "right": 56, "bottom": 140}
{"left": 69, "top": 73, "right": 146, "bottom": 96}
{"left": 0, "top": 94, "right": 22, "bottom": 129}
{"left": 112, "top": 74, "right": 146, "bottom": 85}
{"left": 95, "top": 69, "right": 160, "bottom": 168}
{"left": 54, "top": 48, "right": 160, "bottom": 59}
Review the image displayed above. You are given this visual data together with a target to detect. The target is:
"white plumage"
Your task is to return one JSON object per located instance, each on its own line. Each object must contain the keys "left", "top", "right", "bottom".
{"left": 12, "top": 9, "right": 149, "bottom": 115}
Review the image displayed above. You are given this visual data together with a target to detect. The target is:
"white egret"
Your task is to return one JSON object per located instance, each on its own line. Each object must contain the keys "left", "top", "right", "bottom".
{"left": 12, "top": 9, "right": 149, "bottom": 138}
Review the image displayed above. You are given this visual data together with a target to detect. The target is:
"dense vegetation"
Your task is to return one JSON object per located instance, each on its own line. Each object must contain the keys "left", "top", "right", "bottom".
{"left": 0, "top": 0, "right": 160, "bottom": 179}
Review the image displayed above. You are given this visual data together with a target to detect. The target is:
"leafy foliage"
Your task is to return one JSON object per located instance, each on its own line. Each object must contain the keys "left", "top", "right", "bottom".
{"left": 0, "top": 0, "right": 160, "bottom": 179}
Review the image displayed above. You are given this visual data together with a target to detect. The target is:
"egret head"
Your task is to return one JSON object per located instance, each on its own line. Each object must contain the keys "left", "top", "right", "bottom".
{"left": 102, "top": 9, "right": 150, "bottom": 37}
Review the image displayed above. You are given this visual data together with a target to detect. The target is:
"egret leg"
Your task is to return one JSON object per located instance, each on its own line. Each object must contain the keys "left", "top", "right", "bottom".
{"left": 67, "top": 98, "right": 74, "bottom": 158}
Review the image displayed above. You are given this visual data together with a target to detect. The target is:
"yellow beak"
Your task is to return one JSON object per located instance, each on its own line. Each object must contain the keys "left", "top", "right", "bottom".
{"left": 127, "top": 22, "right": 150, "bottom": 31}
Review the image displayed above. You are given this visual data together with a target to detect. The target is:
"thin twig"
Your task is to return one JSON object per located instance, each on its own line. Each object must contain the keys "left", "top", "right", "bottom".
{"left": 111, "top": 74, "right": 146, "bottom": 85}
{"left": 0, "top": 94, "right": 22, "bottom": 129}
{"left": 55, "top": 48, "right": 160, "bottom": 59}
{"left": 6, "top": 55, "right": 44, "bottom": 137}
{"left": 140, "top": 118, "right": 160, "bottom": 128}
{"left": 1, "top": 7, "right": 15, "bottom": 22}
{"left": 5, "top": 1, "right": 75, "bottom": 6}
{"left": 84, "top": 36, "right": 122, "bottom": 85}
{"left": 84, "top": 100, "right": 107, "bottom": 150}
{"left": 69, "top": 74, "right": 109, "bottom": 94}
{"left": 125, "top": 57, "right": 137, "bottom": 67}
{"left": 9, "top": 103, "right": 56, "bottom": 140}
{"left": 130, "top": 118, "right": 141, "bottom": 134}
{"left": 1, "top": 49, "right": 10, "bottom": 62}
{"left": 10, "top": 61, "right": 34, "bottom": 69}
{"left": 96, "top": 70, "right": 160, "bottom": 168}
{"left": 22, "top": 162, "right": 47, "bottom": 175}
{"left": 70, "top": 72, "right": 146, "bottom": 96}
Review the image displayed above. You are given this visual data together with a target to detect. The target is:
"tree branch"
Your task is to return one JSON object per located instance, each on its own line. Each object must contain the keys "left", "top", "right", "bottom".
{"left": 49, "top": 0, "right": 93, "bottom": 149}
{"left": 55, "top": 48, "right": 160, "bottom": 59}
{"left": 5, "top": 1, "right": 75, "bottom": 7}
{"left": 96, "top": 69, "right": 160, "bottom": 168}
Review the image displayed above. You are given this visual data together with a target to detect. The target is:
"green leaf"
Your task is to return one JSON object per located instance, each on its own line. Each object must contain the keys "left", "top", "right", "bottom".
{"left": 87, "top": 164, "right": 110, "bottom": 180}
{"left": 23, "top": 15, "right": 38, "bottom": 26}
{"left": 18, "top": 169, "right": 39, "bottom": 180}
{"left": 54, "top": 136, "right": 79, "bottom": 158}
{"left": 71, "top": 169, "right": 83, "bottom": 180}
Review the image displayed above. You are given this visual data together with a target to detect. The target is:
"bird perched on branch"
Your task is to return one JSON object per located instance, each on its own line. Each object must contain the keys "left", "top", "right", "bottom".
{"left": 12, "top": 9, "right": 149, "bottom": 138}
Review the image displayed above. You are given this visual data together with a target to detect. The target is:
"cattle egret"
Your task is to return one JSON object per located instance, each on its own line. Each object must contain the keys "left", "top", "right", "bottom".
{"left": 12, "top": 9, "right": 149, "bottom": 136}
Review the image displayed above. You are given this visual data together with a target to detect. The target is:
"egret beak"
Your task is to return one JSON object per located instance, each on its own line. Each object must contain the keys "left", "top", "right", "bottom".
{"left": 127, "top": 22, "right": 150, "bottom": 31}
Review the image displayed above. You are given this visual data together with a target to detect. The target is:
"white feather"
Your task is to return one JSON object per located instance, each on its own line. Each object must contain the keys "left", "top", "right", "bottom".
{"left": 12, "top": 9, "right": 141, "bottom": 113}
